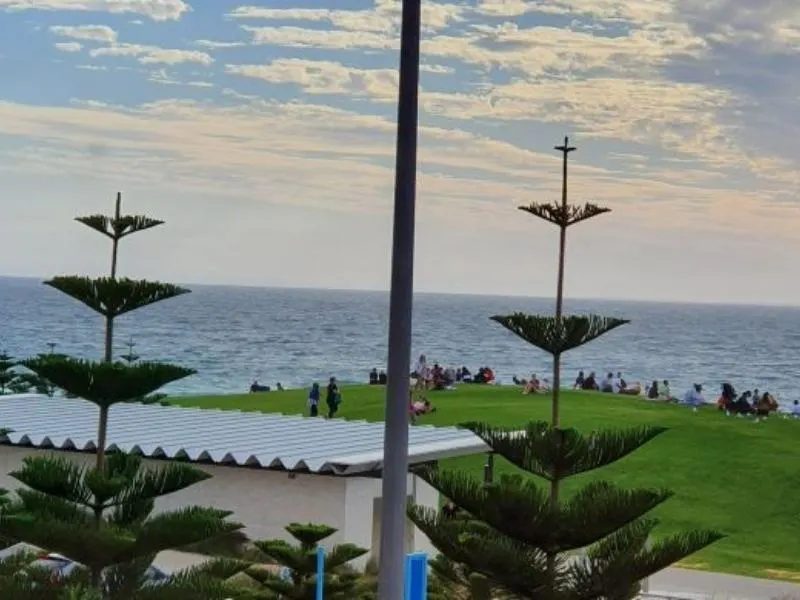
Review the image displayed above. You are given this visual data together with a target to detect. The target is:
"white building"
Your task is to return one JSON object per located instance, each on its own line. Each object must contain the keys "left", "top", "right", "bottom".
{"left": 0, "top": 394, "right": 489, "bottom": 571}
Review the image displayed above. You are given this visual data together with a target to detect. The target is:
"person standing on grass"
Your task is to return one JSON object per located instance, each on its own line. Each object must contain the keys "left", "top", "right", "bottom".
{"left": 326, "top": 377, "right": 341, "bottom": 418}
{"left": 308, "top": 382, "right": 320, "bottom": 417}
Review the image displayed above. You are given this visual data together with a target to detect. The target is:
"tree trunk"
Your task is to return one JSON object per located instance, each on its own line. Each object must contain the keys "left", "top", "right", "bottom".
{"left": 95, "top": 404, "right": 109, "bottom": 472}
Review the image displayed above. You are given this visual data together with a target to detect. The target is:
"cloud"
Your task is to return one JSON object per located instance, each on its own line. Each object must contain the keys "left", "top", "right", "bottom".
{"left": 0, "top": 0, "right": 190, "bottom": 21}
{"left": 226, "top": 59, "right": 398, "bottom": 100}
{"left": 50, "top": 24, "right": 118, "bottom": 44}
{"left": 0, "top": 95, "right": 791, "bottom": 241}
{"left": 148, "top": 69, "right": 213, "bottom": 88}
{"left": 90, "top": 44, "right": 213, "bottom": 66}
{"left": 676, "top": 0, "right": 800, "bottom": 52}
{"left": 228, "top": 3, "right": 466, "bottom": 34}
{"left": 54, "top": 41, "right": 82, "bottom": 52}
{"left": 194, "top": 39, "right": 246, "bottom": 49}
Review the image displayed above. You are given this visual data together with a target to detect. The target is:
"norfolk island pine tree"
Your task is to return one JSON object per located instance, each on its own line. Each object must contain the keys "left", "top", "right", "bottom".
{"left": 242, "top": 523, "right": 373, "bottom": 600}
{"left": 408, "top": 138, "right": 723, "bottom": 599}
{"left": 0, "top": 193, "right": 248, "bottom": 599}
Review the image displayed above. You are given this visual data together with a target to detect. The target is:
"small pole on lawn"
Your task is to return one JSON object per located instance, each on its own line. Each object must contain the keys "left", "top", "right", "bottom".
{"left": 315, "top": 545, "right": 325, "bottom": 600}
{"left": 378, "top": 0, "right": 422, "bottom": 598}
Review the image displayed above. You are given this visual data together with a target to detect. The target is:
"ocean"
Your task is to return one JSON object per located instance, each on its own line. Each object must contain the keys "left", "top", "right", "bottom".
{"left": 1, "top": 276, "right": 798, "bottom": 405}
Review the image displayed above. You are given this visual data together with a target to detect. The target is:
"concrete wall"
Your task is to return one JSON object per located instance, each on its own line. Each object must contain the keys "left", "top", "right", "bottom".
{"left": 344, "top": 473, "right": 439, "bottom": 568}
{"left": 0, "top": 447, "right": 442, "bottom": 571}
{"left": 0, "top": 446, "right": 348, "bottom": 543}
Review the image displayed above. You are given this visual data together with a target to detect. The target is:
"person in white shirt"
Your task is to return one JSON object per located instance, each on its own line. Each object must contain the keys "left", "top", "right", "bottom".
{"left": 682, "top": 384, "right": 705, "bottom": 409}
{"left": 792, "top": 400, "right": 800, "bottom": 416}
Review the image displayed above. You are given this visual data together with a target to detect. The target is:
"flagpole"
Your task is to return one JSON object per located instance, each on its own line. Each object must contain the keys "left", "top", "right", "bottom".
{"left": 377, "top": 0, "right": 422, "bottom": 598}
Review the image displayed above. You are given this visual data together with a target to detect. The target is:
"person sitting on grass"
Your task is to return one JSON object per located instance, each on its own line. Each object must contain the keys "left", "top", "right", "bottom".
{"left": 681, "top": 384, "right": 705, "bottom": 411}
{"left": 727, "top": 390, "right": 755, "bottom": 416}
{"left": 619, "top": 378, "right": 642, "bottom": 396}
{"left": 792, "top": 400, "right": 800, "bottom": 417}
{"left": 660, "top": 379, "right": 678, "bottom": 402}
{"left": 523, "top": 375, "right": 541, "bottom": 395}
{"left": 581, "top": 371, "right": 598, "bottom": 391}
{"left": 574, "top": 370, "right": 585, "bottom": 389}
{"left": 717, "top": 382, "right": 736, "bottom": 411}
{"left": 755, "top": 392, "right": 778, "bottom": 417}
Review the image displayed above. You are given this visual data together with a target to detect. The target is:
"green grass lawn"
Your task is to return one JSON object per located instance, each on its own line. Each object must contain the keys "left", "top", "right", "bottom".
{"left": 171, "top": 385, "right": 800, "bottom": 582}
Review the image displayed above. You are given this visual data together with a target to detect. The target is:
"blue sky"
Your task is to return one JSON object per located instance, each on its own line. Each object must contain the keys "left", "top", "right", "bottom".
{"left": 1, "top": 0, "right": 799, "bottom": 304}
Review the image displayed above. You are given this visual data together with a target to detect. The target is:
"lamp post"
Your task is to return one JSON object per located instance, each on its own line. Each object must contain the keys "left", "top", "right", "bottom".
{"left": 377, "top": 0, "right": 422, "bottom": 599}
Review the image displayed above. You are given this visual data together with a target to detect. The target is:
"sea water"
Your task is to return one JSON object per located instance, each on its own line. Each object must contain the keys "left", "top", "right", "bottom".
{"left": 1, "top": 276, "right": 797, "bottom": 403}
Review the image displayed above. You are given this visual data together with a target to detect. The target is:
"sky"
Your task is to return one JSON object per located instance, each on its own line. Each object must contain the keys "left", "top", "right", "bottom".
{"left": 0, "top": 0, "right": 799, "bottom": 305}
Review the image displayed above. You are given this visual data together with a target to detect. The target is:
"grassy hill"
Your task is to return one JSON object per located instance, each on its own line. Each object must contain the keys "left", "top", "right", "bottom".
{"left": 171, "top": 385, "right": 800, "bottom": 581}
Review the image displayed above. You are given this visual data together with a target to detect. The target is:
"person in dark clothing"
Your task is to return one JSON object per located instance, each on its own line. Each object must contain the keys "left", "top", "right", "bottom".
{"left": 647, "top": 380, "right": 659, "bottom": 399}
{"left": 308, "top": 382, "right": 320, "bottom": 417}
{"left": 250, "top": 380, "right": 270, "bottom": 393}
{"left": 378, "top": 370, "right": 387, "bottom": 385}
{"left": 574, "top": 371, "right": 585, "bottom": 389}
{"left": 369, "top": 368, "right": 379, "bottom": 385}
{"left": 326, "top": 377, "right": 341, "bottom": 418}
{"left": 582, "top": 371, "right": 597, "bottom": 390}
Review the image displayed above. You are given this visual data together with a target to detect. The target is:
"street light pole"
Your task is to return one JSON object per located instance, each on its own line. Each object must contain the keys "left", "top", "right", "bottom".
{"left": 378, "top": 0, "right": 422, "bottom": 599}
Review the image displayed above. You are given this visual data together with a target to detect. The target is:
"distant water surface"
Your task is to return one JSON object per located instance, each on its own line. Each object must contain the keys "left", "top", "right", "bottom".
{"left": 1, "top": 277, "right": 797, "bottom": 405}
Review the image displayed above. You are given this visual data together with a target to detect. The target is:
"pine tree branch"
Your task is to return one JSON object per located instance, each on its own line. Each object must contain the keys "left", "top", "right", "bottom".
{"left": 9, "top": 456, "right": 94, "bottom": 508}
{"left": 285, "top": 522, "right": 338, "bottom": 547}
{"left": 44, "top": 276, "right": 190, "bottom": 318}
{"left": 490, "top": 314, "right": 629, "bottom": 355}
{"left": 413, "top": 467, "right": 672, "bottom": 553}
{"left": 0, "top": 514, "right": 134, "bottom": 571}
{"left": 408, "top": 505, "right": 553, "bottom": 600}
{"left": 252, "top": 540, "right": 311, "bottom": 574}
{"left": 566, "top": 526, "right": 724, "bottom": 600}
{"left": 123, "top": 507, "right": 244, "bottom": 561}
{"left": 75, "top": 214, "right": 165, "bottom": 240}
{"left": 20, "top": 357, "right": 195, "bottom": 407}
{"left": 519, "top": 203, "right": 611, "bottom": 228}
{"left": 462, "top": 422, "right": 668, "bottom": 480}
{"left": 108, "top": 461, "right": 213, "bottom": 512}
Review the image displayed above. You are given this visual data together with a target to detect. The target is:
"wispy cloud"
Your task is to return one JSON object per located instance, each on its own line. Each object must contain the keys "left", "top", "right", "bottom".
{"left": 50, "top": 24, "right": 118, "bottom": 44}
{"left": 90, "top": 44, "right": 213, "bottom": 66}
{"left": 0, "top": 0, "right": 190, "bottom": 21}
{"left": 54, "top": 41, "right": 82, "bottom": 52}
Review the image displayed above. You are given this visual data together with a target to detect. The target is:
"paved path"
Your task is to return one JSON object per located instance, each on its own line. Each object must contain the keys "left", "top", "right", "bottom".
{"left": 647, "top": 567, "right": 800, "bottom": 599}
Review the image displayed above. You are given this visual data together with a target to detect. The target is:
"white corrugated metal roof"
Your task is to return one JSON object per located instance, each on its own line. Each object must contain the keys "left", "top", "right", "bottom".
{"left": 0, "top": 394, "right": 488, "bottom": 475}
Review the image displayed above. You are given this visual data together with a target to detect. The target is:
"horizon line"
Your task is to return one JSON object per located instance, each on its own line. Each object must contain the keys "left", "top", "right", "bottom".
{"left": 2, "top": 273, "right": 798, "bottom": 311}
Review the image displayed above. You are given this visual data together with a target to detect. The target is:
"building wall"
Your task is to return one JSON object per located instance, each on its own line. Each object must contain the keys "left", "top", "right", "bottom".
{"left": 344, "top": 473, "right": 440, "bottom": 568}
{"left": 0, "top": 447, "right": 442, "bottom": 570}
{"left": 0, "top": 446, "right": 348, "bottom": 544}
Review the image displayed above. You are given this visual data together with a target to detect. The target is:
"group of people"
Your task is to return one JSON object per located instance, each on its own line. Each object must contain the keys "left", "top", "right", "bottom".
{"left": 714, "top": 383, "right": 782, "bottom": 417}
{"left": 368, "top": 368, "right": 388, "bottom": 385}
{"left": 249, "top": 380, "right": 284, "bottom": 393}
{"left": 574, "top": 371, "right": 642, "bottom": 395}
{"left": 306, "top": 377, "right": 342, "bottom": 418}
{"left": 409, "top": 355, "right": 496, "bottom": 390}
{"left": 564, "top": 371, "right": 793, "bottom": 417}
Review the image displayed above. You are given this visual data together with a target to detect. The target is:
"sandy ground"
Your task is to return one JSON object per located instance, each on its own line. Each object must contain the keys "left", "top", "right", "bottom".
{"left": 646, "top": 567, "right": 800, "bottom": 599}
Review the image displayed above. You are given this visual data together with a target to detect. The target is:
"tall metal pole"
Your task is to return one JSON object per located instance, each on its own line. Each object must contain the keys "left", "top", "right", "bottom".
{"left": 378, "top": 0, "right": 422, "bottom": 599}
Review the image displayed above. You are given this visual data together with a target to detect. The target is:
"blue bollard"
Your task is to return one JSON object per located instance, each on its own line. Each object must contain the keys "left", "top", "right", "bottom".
{"left": 316, "top": 546, "right": 325, "bottom": 600}
{"left": 404, "top": 552, "right": 428, "bottom": 600}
